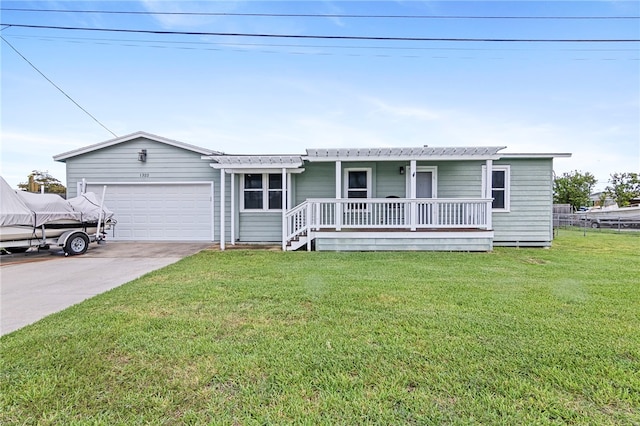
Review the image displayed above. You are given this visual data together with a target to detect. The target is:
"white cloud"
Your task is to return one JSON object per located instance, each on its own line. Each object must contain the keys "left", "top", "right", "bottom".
{"left": 139, "top": 0, "right": 242, "bottom": 29}
{"left": 365, "top": 97, "right": 443, "bottom": 122}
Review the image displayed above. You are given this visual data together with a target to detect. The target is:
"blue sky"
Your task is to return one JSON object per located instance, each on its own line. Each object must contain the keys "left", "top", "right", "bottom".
{"left": 1, "top": 1, "right": 638, "bottom": 191}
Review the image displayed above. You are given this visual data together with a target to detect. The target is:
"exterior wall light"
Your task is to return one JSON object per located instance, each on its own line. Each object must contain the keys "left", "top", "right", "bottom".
{"left": 399, "top": 166, "right": 405, "bottom": 175}
{"left": 138, "top": 149, "right": 147, "bottom": 162}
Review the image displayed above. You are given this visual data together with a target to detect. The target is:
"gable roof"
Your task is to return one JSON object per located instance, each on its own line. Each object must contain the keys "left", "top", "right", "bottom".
{"left": 53, "top": 131, "right": 220, "bottom": 162}
{"left": 304, "top": 146, "right": 507, "bottom": 162}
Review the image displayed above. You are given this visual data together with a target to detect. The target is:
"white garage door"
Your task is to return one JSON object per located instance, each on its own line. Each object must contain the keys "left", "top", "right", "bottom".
{"left": 86, "top": 182, "right": 214, "bottom": 241}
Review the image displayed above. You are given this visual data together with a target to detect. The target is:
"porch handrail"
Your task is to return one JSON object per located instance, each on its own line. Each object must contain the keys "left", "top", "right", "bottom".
{"left": 285, "top": 200, "right": 310, "bottom": 244}
{"left": 305, "top": 198, "right": 493, "bottom": 230}
{"left": 285, "top": 198, "right": 493, "bottom": 249}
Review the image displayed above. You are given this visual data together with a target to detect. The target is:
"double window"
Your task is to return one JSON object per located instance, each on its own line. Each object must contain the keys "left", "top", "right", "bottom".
{"left": 242, "top": 173, "right": 282, "bottom": 210}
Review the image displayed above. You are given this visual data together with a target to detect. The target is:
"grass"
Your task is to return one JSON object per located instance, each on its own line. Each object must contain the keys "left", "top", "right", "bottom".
{"left": 1, "top": 228, "right": 639, "bottom": 425}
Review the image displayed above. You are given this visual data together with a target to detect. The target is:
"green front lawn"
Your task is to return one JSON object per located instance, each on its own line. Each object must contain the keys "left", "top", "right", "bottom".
{"left": 1, "top": 229, "right": 639, "bottom": 425}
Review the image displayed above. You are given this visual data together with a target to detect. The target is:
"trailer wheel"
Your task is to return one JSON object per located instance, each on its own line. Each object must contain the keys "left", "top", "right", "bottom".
{"left": 590, "top": 221, "right": 600, "bottom": 229}
{"left": 64, "top": 232, "right": 89, "bottom": 256}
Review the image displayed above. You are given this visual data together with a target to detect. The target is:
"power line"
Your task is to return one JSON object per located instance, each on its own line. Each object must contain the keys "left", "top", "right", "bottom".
{"left": 2, "top": 23, "right": 639, "bottom": 42}
{"left": 7, "top": 33, "right": 638, "bottom": 52}
{"left": 0, "top": 36, "right": 117, "bottom": 138}
{"left": 2, "top": 8, "right": 638, "bottom": 20}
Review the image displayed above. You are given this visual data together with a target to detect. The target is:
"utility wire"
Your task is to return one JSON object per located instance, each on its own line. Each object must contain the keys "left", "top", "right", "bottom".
{"left": 5, "top": 34, "right": 637, "bottom": 61}
{"left": 2, "top": 8, "right": 638, "bottom": 20}
{"left": 7, "top": 33, "right": 637, "bottom": 52}
{"left": 1, "top": 36, "right": 117, "bottom": 138}
{"left": 2, "top": 24, "right": 639, "bottom": 42}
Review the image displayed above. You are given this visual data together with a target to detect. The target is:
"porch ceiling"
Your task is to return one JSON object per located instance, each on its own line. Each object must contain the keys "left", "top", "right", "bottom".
{"left": 304, "top": 146, "right": 506, "bottom": 162}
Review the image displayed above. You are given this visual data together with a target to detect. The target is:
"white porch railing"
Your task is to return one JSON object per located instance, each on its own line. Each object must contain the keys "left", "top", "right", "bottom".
{"left": 285, "top": 198, "right": 493, "bottom": 248}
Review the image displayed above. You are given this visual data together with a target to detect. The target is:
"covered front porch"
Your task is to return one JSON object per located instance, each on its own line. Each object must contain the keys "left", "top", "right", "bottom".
{"left": 285, "top": 197, "right": 494, "bottom": 251}
{"left": 205, "top": 146, "right": 505, "bottom": 251}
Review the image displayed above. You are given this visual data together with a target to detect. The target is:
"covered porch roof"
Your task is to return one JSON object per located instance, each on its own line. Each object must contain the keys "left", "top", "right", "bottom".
{"left": 304, "top": 146, "right": 507, "bottom": 162}
{"left": 204, "top": 155, "right": 304, "bottom": 172}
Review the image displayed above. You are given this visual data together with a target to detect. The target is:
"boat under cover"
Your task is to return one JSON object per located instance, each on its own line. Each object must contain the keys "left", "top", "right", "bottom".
{"left": 0, "top": 176, "right": 114, "bottom": 246}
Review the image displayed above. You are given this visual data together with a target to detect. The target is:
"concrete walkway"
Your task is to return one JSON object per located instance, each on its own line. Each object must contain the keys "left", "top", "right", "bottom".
{"left": 0, "top": 242, "right": 211, "bottom": 336}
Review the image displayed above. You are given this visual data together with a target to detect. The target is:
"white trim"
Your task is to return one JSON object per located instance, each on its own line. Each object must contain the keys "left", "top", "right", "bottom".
{"left": 499, "top": 153, "right": 571, "bottom": 159}
{"left": 407, "top": 166, "right": 437, "bottom": 198}
{"left": 83, "top": 181, "right": 214, "bottom": 185}
{"left": 482, "top": 165, "right": 511, "bottom": 212}
{"left": 210, "top": 166, "right": 305, "bottom": 174}
{"left": 205, "top": 155, "right": 303, "bottom": 168}
{"left": 307, "top": 154, "right": 504, "bottom": 162}
{"left": 343, "top": 167, "right": 372, "bottom": 199}
{"left": 305, "top": 146, "right": 506, "bottom": 162}
{"left": 282, "top": 168, "right": 287, "bottom": 251}
{"left": 335, "top": 161, "right": 342, "bottom": 199}
{"left": 54, "top": 131, "right": 216, "bottom": 161}
{"left": 230, "top": 172, "right": 235, "bottom": 245}
{"left": 220, "top": 170, "right": 225, "bottom": 250}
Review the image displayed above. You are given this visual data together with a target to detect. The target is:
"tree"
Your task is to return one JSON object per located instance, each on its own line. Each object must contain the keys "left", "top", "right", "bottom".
{"left": 605, "top": 172, "right": 640, "bottom": 207}
{"left": 553, "top": 170, "right": 597, "bottom": 211}
{"left": 17, "top": 170, "right": 66, "bottom": 195}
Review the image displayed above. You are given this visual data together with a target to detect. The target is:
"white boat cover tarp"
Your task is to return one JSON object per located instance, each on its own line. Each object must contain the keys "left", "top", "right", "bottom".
{"left": 0, "top": 176, "right": 35, "bottom": 226}
{"left": 1, "top": 176, "right": 115, "bottom": 227}
{"left": 67, "top": 192, "right": 114, "bottom": 222}
{"left": 16, "top": 190, "right": 81, "bottom": 227}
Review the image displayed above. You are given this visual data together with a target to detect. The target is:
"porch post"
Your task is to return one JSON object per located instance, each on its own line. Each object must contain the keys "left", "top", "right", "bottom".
{"left": 220, "top": 168, "right": 226, "bottom": 251}
{"left": 485, "top": 159, "right": 493, "bottom": 230}
{"left": 282, "top": 167, "right": 287, "bottom": 251}
{"left": 306, "top": 201, "right": 312, "bottom": 251}
{"left": 409, "top": 160, "right": 417, "bottom": 198}
{"left": 230, "top": 172, "right": 235, "bottom": 246}
{"left": 410, "top": 160, "right": 417, "bottom": 231}
{"left": 335, "top": 160, "right": 342, "bottom": 231}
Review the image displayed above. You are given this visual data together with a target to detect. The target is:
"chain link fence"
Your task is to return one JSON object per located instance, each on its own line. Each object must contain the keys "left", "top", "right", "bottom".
{"left": 553, "top": 204, "right": 640, "bottom": 233}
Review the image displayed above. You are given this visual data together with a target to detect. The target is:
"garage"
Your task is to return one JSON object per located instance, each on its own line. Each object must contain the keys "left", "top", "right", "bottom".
{"left": 86, "top": 182, "right": 214, "bottom": 241}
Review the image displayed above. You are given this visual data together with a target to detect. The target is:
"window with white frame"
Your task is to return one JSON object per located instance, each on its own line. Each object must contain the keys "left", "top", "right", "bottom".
{"left": 242, "top": 173, "right": 283, "bottom": 210}
{"left": 344, "top": 168, "right": 372, "bottom": 199}
{"left": 487, "top": 166, "right": 510, "bottom": 211}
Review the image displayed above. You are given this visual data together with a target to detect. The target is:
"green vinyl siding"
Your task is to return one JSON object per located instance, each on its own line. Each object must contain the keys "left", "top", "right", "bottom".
{"left": 62, "top": 137, "right": 231, "bottom": 243}
{"left": 435, "top": 161, "right": 484, "bottom": 198}
{"left": 64, "top": 138, "right": 214, "bottom": 197}
{"left": 294, "top": 163, "right": 335, "bottom": 205}
{"left": 375, "top": 162, "right": 406, "bottom": 198}
{"left": 315, "top": 235, "right": 493, "bottom": 251}
{"left": 492, "top": 158, "right": 554, "bottom": 246}
{"left": 238, "top": 212, "right": 281, "bottom": 242}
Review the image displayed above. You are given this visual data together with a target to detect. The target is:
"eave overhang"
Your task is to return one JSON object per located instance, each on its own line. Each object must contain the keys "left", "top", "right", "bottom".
{"left": 54, "top": 131, "right": 219, "bottom": 162}
{"left": 498, "top": 153, "right": 572, "bottom": 159}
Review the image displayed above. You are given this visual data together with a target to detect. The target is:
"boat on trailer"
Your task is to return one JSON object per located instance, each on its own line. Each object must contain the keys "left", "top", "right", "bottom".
{"left": 581, "top": 204, "right": 640, "bottom": 228}
{"left": 0, "top": 177, "right": 115, "bottom": 255}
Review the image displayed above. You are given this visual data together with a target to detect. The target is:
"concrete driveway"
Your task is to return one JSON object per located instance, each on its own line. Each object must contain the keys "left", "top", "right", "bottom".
{"left": 0, "top": 241, "right": 212, "bottom": 336}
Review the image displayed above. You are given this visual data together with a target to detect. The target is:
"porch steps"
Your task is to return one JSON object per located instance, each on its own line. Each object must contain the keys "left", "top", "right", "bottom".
{"left": 286, "top": 234, "right": 312, "bottom": 251}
